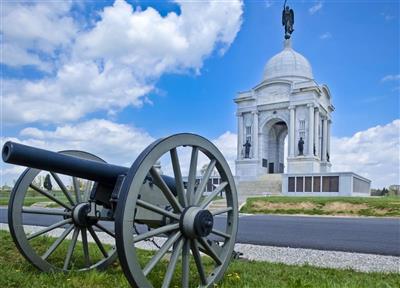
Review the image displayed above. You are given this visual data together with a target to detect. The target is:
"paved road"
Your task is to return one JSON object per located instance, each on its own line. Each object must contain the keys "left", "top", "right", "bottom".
{"left": 1, "top": 207, "right": 399, "bottom": 256}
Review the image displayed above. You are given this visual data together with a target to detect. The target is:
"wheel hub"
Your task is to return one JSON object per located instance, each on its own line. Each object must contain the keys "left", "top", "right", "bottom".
{"left": 180, "top": 207, "right": 214, "bottom": 238}
{"left": 72, "top": 203, "right": 98, "bottom": 227}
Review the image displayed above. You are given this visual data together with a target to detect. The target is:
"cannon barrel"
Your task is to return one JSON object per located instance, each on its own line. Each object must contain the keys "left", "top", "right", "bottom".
{"left": 3, "top": 141, "right": 129, "bottom": 186}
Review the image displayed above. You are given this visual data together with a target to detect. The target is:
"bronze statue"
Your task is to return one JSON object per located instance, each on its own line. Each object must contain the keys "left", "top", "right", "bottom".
{"left": 282, "top": 3, "right": 294, "bottom": 39}
{"left": 298, "top": 137, "right": 304, "bottom": 155}
{"left": 243, "top": 139, "right": 251, "bottom": 159}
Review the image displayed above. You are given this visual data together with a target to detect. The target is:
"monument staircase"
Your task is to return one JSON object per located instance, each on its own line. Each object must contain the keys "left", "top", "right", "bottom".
{"left": 207, "top": 174, "right": 283, "bottom": 212}
{"left": 237, "top": 174, "right": 283, "bottom": 197}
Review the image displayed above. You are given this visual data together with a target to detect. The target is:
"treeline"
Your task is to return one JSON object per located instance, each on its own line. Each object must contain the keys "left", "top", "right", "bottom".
{"left": 371, "top": 185, "right": 400, "bottom": 197}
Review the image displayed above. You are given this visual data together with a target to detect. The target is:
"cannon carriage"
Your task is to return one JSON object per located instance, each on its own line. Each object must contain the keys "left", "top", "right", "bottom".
{"left": 2, "top": 133, "right": 238, "bottom": 288}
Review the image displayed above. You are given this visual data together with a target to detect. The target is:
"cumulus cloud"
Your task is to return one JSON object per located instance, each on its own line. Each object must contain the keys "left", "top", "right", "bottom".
{"left": 309, "top": 2, "right": 323, "bottom": 15}
{"left": 2, "top": 120, "right": 399, "bottom": 188}
{"left": 213, "top": 131, "right": 237, "bottom": 171}
{"left": 1, "top": 1, "right": 77, "bottom": 71}
{"left": 330, "top": 120, "right": 400, "bottom": 188}
{"left": 3, "top": 0, "right": 243, "bottom": 124}
{"left": 1, "top": 120, "right": 239, "bottom": 186}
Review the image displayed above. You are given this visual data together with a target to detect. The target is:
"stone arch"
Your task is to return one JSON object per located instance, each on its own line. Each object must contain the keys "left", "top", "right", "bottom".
{"left": 260, "top": 117, "right": 288, "bottom": 174}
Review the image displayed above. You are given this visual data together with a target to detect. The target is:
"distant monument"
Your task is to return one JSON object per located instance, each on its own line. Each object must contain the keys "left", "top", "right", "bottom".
{"left": 234, "top": 3, "right": 371, "bottom": 197}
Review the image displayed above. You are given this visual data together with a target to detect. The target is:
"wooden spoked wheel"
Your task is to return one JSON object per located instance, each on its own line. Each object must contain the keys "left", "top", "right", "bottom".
{"left": 8, "top": 150, "right": 117, "bottom": 272}
{"left": 115, "top": 133, "right": 238, "bottom": 288}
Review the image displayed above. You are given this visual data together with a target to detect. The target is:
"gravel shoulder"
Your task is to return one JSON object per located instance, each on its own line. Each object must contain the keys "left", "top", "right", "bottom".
{"left": 2, "top": 223, "right": 398, "bottom": 274}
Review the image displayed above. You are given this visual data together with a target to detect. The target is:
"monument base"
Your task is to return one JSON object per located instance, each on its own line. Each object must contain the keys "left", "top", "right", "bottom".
{"left": 282, "top": 172, "right": 371, "bottom": 196}
{"left": 287, "top": 156, "right": 323, "bottom": 173}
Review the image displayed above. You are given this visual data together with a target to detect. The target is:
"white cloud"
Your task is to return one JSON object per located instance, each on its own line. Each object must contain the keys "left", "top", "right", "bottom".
{"left": 381, "top": 74, "right": 400, "bottom": 82}
{"left": 2, "top": 120, "right": 399, "bottom": 189}
{"left": 1, "top": 1, "right": 77, "bottom": 71}
{"left": 330, "top": 120, "right": 400, "bottom": 188}
{"left": 319, "top": 32, "right": 332, "bottom": 40}
{"left": 1, "top": 120, "right": 238, "bottom": 185}
{"left": 213, "top": 131, "right": 237, "bottom": 172}
{"left": 309, "top": 2, "right": 323, "bottom": 15}
{"left": 3, "top": 0, "right": 243, "bottom": 124}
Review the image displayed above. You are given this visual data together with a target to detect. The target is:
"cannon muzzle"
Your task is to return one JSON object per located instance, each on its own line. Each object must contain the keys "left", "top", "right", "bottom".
{"left": 3, "top": 141, "right": 129, "bottom": 186}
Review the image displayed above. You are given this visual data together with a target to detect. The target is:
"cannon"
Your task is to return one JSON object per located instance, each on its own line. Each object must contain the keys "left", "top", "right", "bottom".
{"left": 2, "top": 134, "right": 238, "bottom": 288}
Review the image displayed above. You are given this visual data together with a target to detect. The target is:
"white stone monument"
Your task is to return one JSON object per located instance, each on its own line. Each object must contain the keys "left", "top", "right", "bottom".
{"left": 234, "top": 39, "right": 370, "bottom": 197}
{"left": 235, "top": 38, "right": 333, "bottom": 180}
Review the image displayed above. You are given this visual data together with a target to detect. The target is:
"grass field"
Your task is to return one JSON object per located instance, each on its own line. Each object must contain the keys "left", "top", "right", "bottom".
{"left": 0, "top": 231, "right": 399, "bottom": 288}
{"left": 240, "top": 196, "right": 400, "bottom": 217}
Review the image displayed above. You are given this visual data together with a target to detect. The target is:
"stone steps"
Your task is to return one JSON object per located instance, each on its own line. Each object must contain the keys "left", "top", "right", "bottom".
{"left": 237, "top": 174, "right": 283, "bottom": 197}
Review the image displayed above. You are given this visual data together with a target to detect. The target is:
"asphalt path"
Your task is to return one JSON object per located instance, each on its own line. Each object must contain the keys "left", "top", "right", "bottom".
{"left": 1, "top": 207, "right": 399, "bottom": 256}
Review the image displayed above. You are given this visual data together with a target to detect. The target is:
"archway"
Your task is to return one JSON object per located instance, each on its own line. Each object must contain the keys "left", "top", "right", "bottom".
{"left": 261, "top": 118, "right": 288, "bottom": 174}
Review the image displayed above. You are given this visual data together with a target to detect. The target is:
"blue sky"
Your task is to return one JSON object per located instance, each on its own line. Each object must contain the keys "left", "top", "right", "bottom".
{"left": 1, "top": 0, "right": 399, "bottom": 187}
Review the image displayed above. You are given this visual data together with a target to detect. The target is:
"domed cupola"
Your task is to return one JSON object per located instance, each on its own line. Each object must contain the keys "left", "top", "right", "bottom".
{"left": 263, "top": 39, "right": 313, "bottom": 81}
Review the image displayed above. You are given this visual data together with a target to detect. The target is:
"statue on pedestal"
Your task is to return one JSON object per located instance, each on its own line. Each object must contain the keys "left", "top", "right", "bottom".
{"left": 298, "top": 137, "right": 304, "bottom": 155}
{"left": 243, "top": 139, "right": 252, "bottom": 159}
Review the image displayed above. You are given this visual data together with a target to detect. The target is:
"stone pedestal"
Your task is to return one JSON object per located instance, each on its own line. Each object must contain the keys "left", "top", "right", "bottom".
{"left": 287, "top": 156, "right": 321, "bottom": 173}
{"left": 320, "top": 161, "right": 332, "bottom": 172}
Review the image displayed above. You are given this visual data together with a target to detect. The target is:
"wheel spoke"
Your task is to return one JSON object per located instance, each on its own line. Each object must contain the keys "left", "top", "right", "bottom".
{"left": 211, "top": 228, "right": 231, "bottom": 239}
{"left": 162, "top": 238, "right": 184, "bottom": 288}
{"left": 63, "top": 227, "right": 79, "bottom": 270}
{"left": 190, "top": 239, "right": 207, "bottom": 285}
{"left": 94, "top": 223, "right": 115, "bottom": 238}
{"left": 143, "top": 231, "right": 181, "bottom": 276}
{"left": 27, "top": 218, "right": 72, "bottom": 240}
{"left": 187, "top": 147, "right": 199, "bottom": 205}
{"left": 81, "top": 228, "right": 90, "bottom": 267}
{"left": 200, "top": 182, "right": 228, "bottom": 209}
{"left": 72, "top": 177, "right": 81, "bottom": 203}
{"left": 42, "top": 225, "right": 74, "bottom": 260}
{"left": 133, "top": 223, "right": 179, "bottom": 243}
{"left": 29, "top": 184, "right": 72, "bottom": 210}
{"left": 182, "top": 239, "right": 190, "bottom": 288}
{"left": 88, "top": 226, "right": 108, "bottom": 258}
{"left": 51, "top": 172, "right": 75, "bottom": 206}
{"left": 150, "top": 167, "right": 183, "bottom": 213}
{"left": 170, "top": 148, "right": 187, "bottom": 207}
{"left": 137, "top": 199, "right": 180, "bottom": 220}
{"left": 22, "top": 207, "right": 71, "bottom": 217}
{"left": 194, "top": 159, "right": 216, "bottom": 205}
{"left": 198, "top": 237, "right": 222, "bottom": 265}
{"left": 211, "top": 207, "right": 233, "bottom": 216}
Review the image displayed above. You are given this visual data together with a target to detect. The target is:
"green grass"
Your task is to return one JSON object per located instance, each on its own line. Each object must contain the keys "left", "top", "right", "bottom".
{"left": 241, "top": 196, "right": 400, "bottom": 217}
{"left": 0, "top": 231, "right": 399, "bottom": 287}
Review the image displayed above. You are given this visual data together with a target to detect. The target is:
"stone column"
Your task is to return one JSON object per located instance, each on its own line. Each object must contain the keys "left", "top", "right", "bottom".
{"left": 237, "top": 113, "right": 243, "bottom": 159}
{"left": 322, "top": 117, "right": 328, "bottom": 162}
{"left": 289, "top": 106, "right": 295, "bottom": 157}
{"left": 327, "top": 119, "right": 331, "bottom": 161}
{"left": 314, "top": 108, "right": 320, "bottom": 158}
{"left": 252, "top": 111, "right": 258, "bottom": 159}
{"left": 308, "top": 104, "right": 314, "bottom": 156}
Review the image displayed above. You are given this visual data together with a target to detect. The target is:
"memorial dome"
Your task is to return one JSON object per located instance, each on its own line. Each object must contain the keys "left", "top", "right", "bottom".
{"left": 263, "top": 39, "right": 313, "bottom": 81}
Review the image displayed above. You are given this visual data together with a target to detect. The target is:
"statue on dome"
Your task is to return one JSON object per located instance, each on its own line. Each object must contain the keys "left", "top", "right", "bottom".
{"left": 282, "top": 2, "right": 294, "bottom": 39}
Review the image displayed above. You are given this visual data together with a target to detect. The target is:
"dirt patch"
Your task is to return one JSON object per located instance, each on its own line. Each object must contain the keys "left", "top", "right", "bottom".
{"left": 370, "top": 208, "right": 391, "bottom": 215}
{"left": 322, "top": 202, "right": 368, "bottom": 213}
{"left": 251, "top": 201, "right": 318, "bottom": 211}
